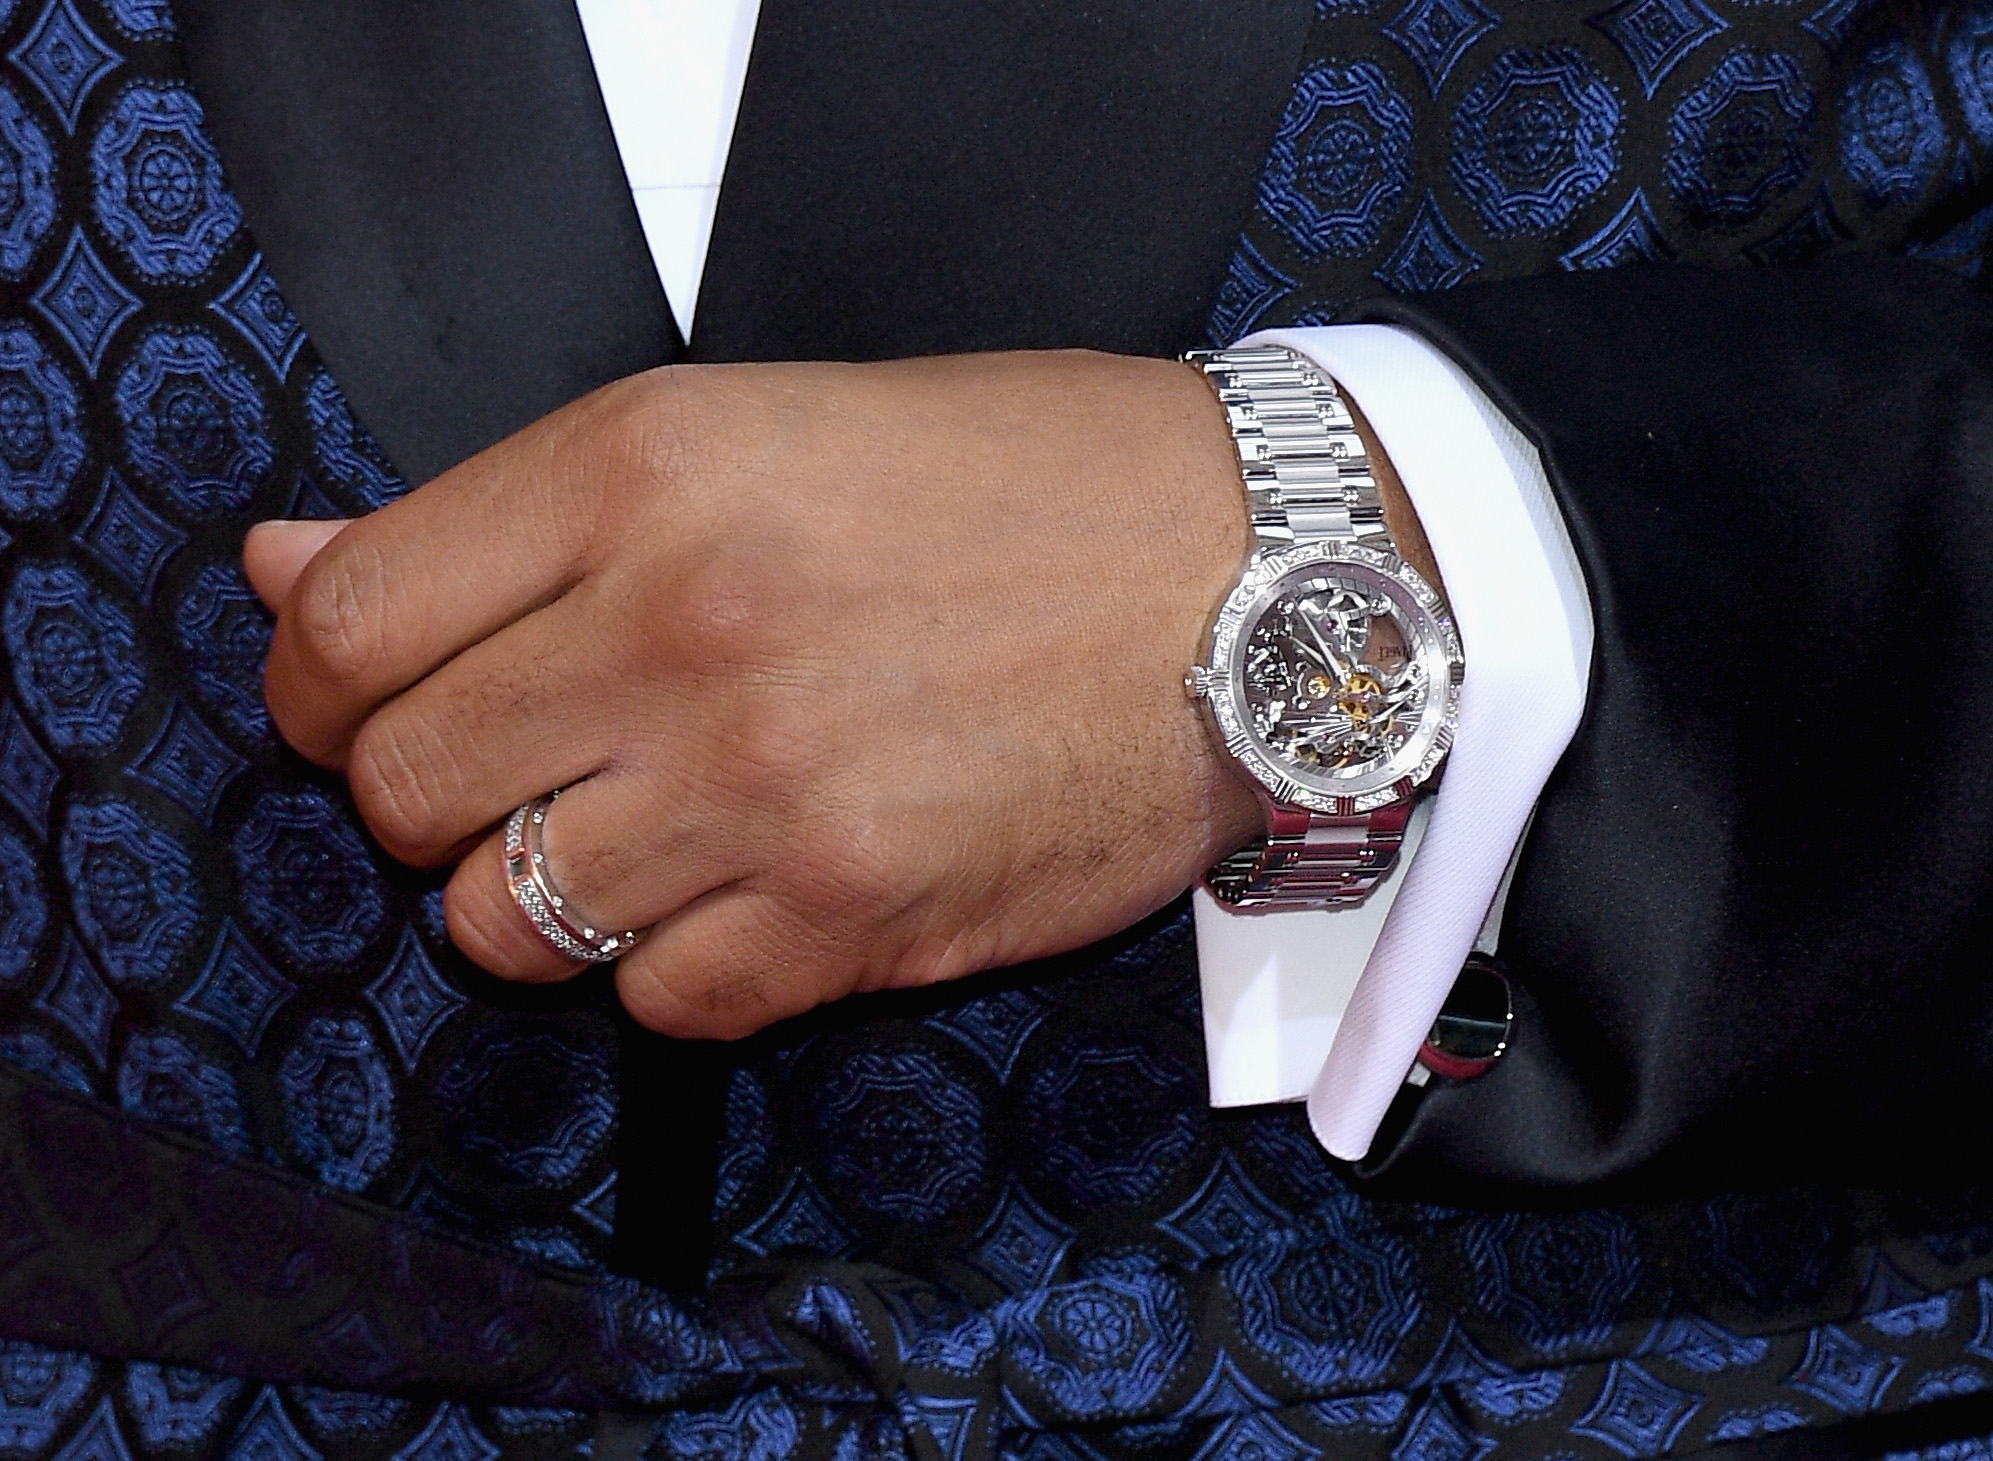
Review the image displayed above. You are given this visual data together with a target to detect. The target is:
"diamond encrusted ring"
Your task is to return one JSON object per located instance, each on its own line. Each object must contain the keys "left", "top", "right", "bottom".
{"left": 503, "top": 790, "right": 646, "bottom": 963}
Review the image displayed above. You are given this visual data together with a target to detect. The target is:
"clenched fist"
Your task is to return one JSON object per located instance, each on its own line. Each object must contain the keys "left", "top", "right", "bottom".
{"left": 242, "top": 351, "right": 1388, "bottom": 1037}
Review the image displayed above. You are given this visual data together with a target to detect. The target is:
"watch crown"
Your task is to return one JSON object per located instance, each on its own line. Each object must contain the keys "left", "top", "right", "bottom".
{"left": 1184, "top": 668, "right": 1209, "bottom": 701}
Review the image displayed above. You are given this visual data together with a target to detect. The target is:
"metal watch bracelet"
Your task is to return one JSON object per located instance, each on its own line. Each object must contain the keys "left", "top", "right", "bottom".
{"left": 1186, "top": 343, "right": 1412, "bottom": 911}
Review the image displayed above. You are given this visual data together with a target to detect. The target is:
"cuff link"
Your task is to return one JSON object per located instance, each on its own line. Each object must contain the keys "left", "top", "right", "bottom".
{"left": 1415, "top": 952, "right": 1513, "bottom": 1081}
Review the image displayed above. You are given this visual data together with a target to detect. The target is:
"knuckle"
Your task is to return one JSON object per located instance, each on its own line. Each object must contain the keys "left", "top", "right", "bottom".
{"left": 616, "top": 369, "right": 691, "bottom": 459}
{"left": 573, "top": 370, "right": 696, "bottom": 529}
{"left": 347, "top": 715, "right": 455, "bottom": 857}
{"left": 290, "top": 540, "right": 391, "bottom": 686}
{"left": 797, "top": 811, "right": 904, "bottom": 912}
{"left": 620, "top": 945, "right": 795, "bottom": 1040}
{"left": 661, "top": 551, "right": 791, "bottom": 673}
{"left": 622, "top": 366, "right": 699, "bottom": 469}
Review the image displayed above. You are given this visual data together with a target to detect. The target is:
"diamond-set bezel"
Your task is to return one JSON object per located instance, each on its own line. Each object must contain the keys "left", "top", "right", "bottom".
{"left": 1201, "top": 539, "right": 1462, "bottom": 813}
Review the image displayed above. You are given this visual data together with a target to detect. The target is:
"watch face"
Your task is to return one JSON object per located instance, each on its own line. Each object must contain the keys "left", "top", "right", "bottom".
{"left": 1206, "top": 543, "right": 1461, "bottom": 810}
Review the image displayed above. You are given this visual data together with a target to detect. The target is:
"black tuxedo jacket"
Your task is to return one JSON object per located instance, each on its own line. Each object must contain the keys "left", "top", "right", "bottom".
{"left": 171, "top": 0, "right": 1993, "bottom": 1201}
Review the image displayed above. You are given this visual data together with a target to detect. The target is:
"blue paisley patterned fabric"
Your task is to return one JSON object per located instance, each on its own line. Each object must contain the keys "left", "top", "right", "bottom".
{"left": 0, "top": 0, "right": 1982, "bottom": 1459}
{"left": 1212, "top": 0, "right": 1993, "bottom": 338}
{"left": 9, "top": 926, "right": 1993, "bottom": 1458}
{"left": 0, "top": 0, "right": 628, "bottom": 1294}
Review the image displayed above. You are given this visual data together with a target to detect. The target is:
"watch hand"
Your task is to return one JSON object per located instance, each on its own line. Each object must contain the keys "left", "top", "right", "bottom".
{"left": 1299, "top": 613, "right": 1351, "bottom": 682}
{"left": 1292, "top": 638, "right": 1334, "bottom": 676}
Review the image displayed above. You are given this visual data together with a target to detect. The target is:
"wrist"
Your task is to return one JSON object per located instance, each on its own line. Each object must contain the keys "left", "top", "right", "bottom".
{"left": 1146, "top": 361, "right": 1294, "bottom": 875}
{"left": 1142, "top": 358, "right": 1278, "bottom": 867}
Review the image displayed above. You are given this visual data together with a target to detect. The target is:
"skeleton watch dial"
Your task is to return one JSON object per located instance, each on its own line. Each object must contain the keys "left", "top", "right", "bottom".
{"left": 1243, "top": 578, "right": 1422, "bottom": 778}
{"left": 1202, "top": 545, "right": 1462, "bottom": 809}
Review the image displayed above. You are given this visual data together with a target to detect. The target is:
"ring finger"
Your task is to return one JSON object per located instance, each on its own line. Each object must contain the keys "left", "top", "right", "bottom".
{"left": 442, "top": 763, "right": 747, "bottom": 982}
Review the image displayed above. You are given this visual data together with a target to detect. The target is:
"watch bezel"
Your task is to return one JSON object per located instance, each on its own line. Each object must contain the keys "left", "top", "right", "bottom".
{"left": 1201, "top": 540, "right": 1463, "bottom": 813}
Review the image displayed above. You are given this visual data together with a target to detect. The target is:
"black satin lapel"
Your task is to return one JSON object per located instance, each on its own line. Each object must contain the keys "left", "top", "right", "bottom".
{"left": 692, "top": 0, "right": 1313, "bottom": 363}
{"left": 175, "top": 0, "right": 678, "bottom": 486}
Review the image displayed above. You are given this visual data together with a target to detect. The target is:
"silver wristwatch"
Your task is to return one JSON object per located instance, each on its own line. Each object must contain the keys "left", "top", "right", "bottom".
{"left": 1184, "top": 344, "right": 1463, "bottom": 911}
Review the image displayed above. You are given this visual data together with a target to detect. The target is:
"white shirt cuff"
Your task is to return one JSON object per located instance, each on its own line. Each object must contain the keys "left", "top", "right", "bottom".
{"left": 1193, "top": 322, "right": 1594, "bottom": 1161}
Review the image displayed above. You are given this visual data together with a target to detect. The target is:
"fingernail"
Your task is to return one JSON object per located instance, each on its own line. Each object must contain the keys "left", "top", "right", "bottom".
{"left": 248, "top": 518, "right": 350, "bottom": 552}
{"left": 243, "top": 518, "right": 351, "bottom": 609}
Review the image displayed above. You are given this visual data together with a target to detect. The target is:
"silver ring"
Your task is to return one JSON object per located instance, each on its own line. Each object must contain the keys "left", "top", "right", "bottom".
{"left": 503, "top": 790, "right": 646, "bottom": 963}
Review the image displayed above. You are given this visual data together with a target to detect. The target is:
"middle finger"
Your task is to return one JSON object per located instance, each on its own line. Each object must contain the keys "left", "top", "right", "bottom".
{"left": 343, "top": 584, "right": 683, "bottom": 864}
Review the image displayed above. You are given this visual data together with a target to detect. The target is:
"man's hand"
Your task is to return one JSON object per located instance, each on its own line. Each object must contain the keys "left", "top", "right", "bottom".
{"left": 244, "top": 351, "right": 1271, "bottom": 1037}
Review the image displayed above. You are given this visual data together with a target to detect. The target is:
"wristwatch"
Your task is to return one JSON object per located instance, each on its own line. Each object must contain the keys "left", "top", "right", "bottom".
{"left": 1183, "top": 343, "right": 1464, "bottom": 911}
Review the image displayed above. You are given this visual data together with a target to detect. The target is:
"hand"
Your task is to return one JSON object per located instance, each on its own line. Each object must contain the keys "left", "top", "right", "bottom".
{"left": 245, "top": 351, "right": 1272, "bottom": 1037}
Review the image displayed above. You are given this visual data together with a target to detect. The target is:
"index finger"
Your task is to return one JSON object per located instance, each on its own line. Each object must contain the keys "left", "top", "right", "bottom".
{"left": 257, "top": 375, "right": 648, "bottom": 765}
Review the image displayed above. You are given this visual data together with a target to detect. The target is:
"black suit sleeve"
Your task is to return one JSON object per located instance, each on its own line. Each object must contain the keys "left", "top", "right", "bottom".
{"left": 1341, "top": 256, "right": 1993, "bottom": 1196}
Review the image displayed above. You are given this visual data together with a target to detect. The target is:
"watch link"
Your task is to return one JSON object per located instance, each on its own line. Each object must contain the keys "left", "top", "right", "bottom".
{"left": 1183, "top": 343, "right": 1464, "bottom": 911}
